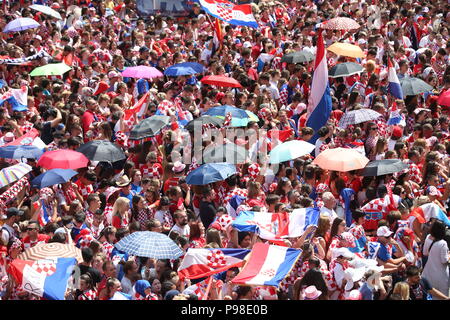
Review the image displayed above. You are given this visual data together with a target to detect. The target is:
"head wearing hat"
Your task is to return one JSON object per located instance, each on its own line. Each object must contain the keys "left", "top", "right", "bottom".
{"left": 304, "top": 285, "right": 322, "bottom": 300}
{"left": 172, "top": 161, "right": 186, "bottom": 174}
{"left": 376, "top": 226, "right": 393, "bottom": 237}
{"left": 93, "top": 81, "right": 109, "bottom": 95}
{"left": 116, "top": 175, "right": 131, "bottom": 187}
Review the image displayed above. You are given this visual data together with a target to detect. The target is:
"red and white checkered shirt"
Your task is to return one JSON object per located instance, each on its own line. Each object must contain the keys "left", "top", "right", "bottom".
{"left": 103, "top": 204, "right": 113, "bottom": 226}
{"left": 405, "top": 159, "right": 422, "bottom": 184}
{"left": 75, "top": 180, "right": 94, "bottom": 201}
{"left": 78, "top": 289, "right": 97, "bottom": 300}
{"left": 349, "top": 224, "right": 365, "bottom": 241}
{"left": 222, "top": 188, "right": 248, "bottom": 205}
{"left": 157, "top": 100, "right": 176, "bottom": 115}
{"left": 20, "top": 121, "right": 34, "bottom": 134}
{"left": 140, "top": 163, "right": 163, "bottom": 179}
{"left": 102, "top": 242, "right": 114, "bottom": 259}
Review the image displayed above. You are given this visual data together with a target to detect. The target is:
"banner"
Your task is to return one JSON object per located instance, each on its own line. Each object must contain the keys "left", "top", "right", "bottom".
{"left": 0, "top": 50, "right": 52, "bottom": 65}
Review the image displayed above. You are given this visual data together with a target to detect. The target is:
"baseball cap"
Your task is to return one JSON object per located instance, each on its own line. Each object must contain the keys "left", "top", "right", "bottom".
{"left": 108, "top": 71, "right": 120, "bottom": 78}
{"left": 391, "top": 126, "right": 403, "bottom": 138}
{"left": 6, "top": 207, "right": 24, "bottom": 219}
{"left": 139, "top": 46, "right": 150, "bottom": 53}
{"left": 377, "top": 226, "right": 393, "bottom": 237}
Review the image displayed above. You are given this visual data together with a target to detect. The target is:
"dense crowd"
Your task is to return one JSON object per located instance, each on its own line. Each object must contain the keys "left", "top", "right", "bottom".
{"left": 0, "top": 0, "right": 449, "bottom": 301}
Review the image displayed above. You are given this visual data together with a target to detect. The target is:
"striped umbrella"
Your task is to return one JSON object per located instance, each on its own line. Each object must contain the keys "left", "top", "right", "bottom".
{"left": 313, "top": 148, "right": 369, "bottom": 172}
{"left": 18, "top": 243, "right": 83, "bottom": 262}
{"left": 319, "top": 17, "right": 360, "bottom": 30}
{"left": 0, "top": 163, "right": 32, "bottom": 188}
{"left": 115, "top": 231, "right": 184, "bottom": 259}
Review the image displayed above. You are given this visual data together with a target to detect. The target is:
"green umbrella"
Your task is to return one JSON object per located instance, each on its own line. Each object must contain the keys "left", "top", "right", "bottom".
{"left": 30, "top": 63, "right": 72, "bottom": 77}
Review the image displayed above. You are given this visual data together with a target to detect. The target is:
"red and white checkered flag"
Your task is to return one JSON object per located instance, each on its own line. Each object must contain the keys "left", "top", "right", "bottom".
{"left": 223, "top": 112, "right": 232, "bottom": 127}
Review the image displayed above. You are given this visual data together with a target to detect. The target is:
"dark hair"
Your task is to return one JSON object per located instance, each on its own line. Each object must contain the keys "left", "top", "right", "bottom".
{"left": 429, "top": 220, "right": 446, "bottom": 241}
{"left": 330, "top": 217, "right": 344, "bottom": 240}
{"left": 294, "top": 269, "right": 328, "bottom": 300}
{"left": 406, "top": 265, "right": 420, "bottom": 278}
{"left": 81, "top": 247, "right": 94, "bottom": 263}
{"left": 236, "top": 286, "right": 252, "bottom": 299}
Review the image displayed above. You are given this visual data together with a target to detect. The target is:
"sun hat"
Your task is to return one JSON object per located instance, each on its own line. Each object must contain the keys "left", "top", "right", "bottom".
{"left": 344, "top": 267, "right": 366, "bottom": 291}
{"left": 304, "top": 285, "right": 322, "bottom": 300}
{"left": 105, "top": 186, "right": 121, "bottom": 200}
{"left": 172, "top": 161, "right": 186, "bottom": 173}
{"left": 116, "top": 175, "right": 131, "bottom": 187}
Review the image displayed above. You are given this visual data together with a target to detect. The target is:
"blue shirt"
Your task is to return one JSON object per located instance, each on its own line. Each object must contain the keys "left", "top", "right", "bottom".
{"left": 377, "top": 242, "right": 397, "bottom": 262}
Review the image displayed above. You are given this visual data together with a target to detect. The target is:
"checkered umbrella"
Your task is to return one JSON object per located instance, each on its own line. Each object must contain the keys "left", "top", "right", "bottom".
{"left": 338, "top": 109, "right": 382, "bottom": 128}
{"left": 114, "top": 231, "right": 184, "bottom": 259}
{"left": 18, "top": 243, "right": 83, "bottom": 262}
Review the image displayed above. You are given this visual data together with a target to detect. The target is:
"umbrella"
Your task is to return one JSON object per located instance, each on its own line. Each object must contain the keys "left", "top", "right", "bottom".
{"left": 31, "top": 169, "right": 78, "bottom": 189}
{"left": 437, "top": 89, "right": 450, "bottom": 107}
{"left": 313, "top": 148, "right": 369, "bottom": 172}
{"left": 114, "top": 231, "right": 184, "bottom": 259}
{"left": 186, "top": 163, "right": 237, "bottom": 185}
{"left": 327, "top": 42, "right": 365, "bottom": 58}
{"left": 0, "top": 163, "right": 32, "bottom": 188}
{"left": 3, "top": 17, "right": 40, "bottom": 33}
{"left": 185, "top": 116, "right": 224, "bottom": 133}
{"left": 164, "top": 62, "right": 205, "bottom": 77}
{"left": 129, "top": 115, "right": 170, "bottom": 140}
{"left": 269, "top": 140, "right": 315, "bottom": 164}
{"left": 361, "top": 159, "right": 408, "bottom": 176}
{"left": 320, "top": 17, "right": 360, "bottom": 30}
{"left": 200, "top": 75, "right": 242, "bottom": 88}
{"left": 77, "top": 140, "right": 126, "bottom": 162}
{"left": 18, "top": 243, "right": 83, "bottom": 262}
{"left": 37, "top": 149, "right": 89, "bottom": 170}
{"left": 329, "top": 62, "right": 364, "bottom": 78}
{"left": 0, "top": 145, "right": 44, "bottom": 159}
{"left": 202, "top": 143, "right": 248, "bottom": 164}
{"left": 338, "top": 109, "right": 382, "bottom": 128}
{"left": 29, "top": 4, "right": 62, "bottom": 20}
{"left": 121, "top": 66, "right": 163, "bottom": 79}
{"left": 30, "top": 63, "right": 72, "bottom": 77}
{"left": 281, "top": 50, "right": 315, "bottom": 64}
{"left": 204, "top": 105, "right": 254, "bottom": 127}
{"left": 399, "top": 76, "right": 433, "bottom": 96}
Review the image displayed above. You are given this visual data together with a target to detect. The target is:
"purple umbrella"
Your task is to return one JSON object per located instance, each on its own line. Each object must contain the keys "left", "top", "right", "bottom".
{"left": 3, "top": 17, "right": 41, "bottom": 33}
{"left": 121, "top": 66, "right": 163, "bottom": 79}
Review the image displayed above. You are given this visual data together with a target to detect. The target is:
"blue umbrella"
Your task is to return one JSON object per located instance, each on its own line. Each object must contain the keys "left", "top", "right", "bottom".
{"left": 3, "top": 18, "right": 40, "bottom": 33}
{"left": 0, "top": 145, "right": 44, "bottom": 159}
{"left": 164, "top": 62, "right": 205, "bottom": 76}
{"left": 204, "top": 105, "right": 253, "bottom": 127}
{"left": 31, "top": 169, "right": 78, "bottom": 189}
{"left": 186, "top": 163, "right": 237, "bottom": 185}
{"left": 114, "top": 231, "right": 184, "bottom": 259}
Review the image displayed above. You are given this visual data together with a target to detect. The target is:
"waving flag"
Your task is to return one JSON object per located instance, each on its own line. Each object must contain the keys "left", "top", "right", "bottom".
{"left": 306, "top": 29, "right": 332, "bottom": 144}
{"left": 232, "top": 208, "right": 320, "bottom": 241}
{"left": 9, "top": 257, "right": 76, "bottom": 300}
{"left": 387, "top": 102, "right": 406, "bottom": 126}
{"left": 198, "top": 0, "right": 259, "bottom": 29}
{"left": 0, "top": 87, "right": 28, "bottom": 111}
{"left": 3, "top": 128, "right": 46, "bottom": 149}
{"left": 411, "top": 202, "right": 450, "bottom": 227}
{"left": 178, "top": 248, "right": 250, "bottom": 280}
{"left": 232, "top": 243, "right": 301, "bottom": 287}
{"left": 38, "top": 200, "right": 51, "bottom": 227}
{"left": 110, "top": 292, "right": 132, "bottom": 300}
{"left": 123, "top": 91, "right": 150, "bottom": 129}
{"left": 387, "top": 58, "right": 403, "bottom": 100}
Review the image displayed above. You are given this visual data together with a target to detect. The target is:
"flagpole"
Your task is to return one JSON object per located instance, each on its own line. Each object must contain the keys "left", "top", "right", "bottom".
{"left": 202, "top": 276, "right": 214, "bottom": 300}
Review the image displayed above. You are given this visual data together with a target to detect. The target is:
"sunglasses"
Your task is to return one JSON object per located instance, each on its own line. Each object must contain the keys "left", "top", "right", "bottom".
{"left": 27, "top": 228, "right": 37, "bottom": 231}
{"left": 370, "top": 127, "right": 378, "bottom": 131}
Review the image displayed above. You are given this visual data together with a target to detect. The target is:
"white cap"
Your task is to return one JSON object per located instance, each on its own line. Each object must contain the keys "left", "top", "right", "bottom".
{"left": 376, "top": 226, "right": 393, "bottom": 237}
{"left": 243, "top": 41, "right": 252, "bottom": 48}
{"left": 357, "top": 38, "right": 367, "bottom": 45}
{"left": 34, "top": 35, "right": 42, "bottom": 41}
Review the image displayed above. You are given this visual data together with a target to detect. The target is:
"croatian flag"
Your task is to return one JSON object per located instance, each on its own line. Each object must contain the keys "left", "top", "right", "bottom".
{"left": 38, "top": 200, "right": 51, "bottom": 227}
{"left": 123, "top": 91, "right": 150, "bottom": 129}
{"left": 110, "top": 292, "right": 132, "bottom": 300}
{"left": 3, "top": 128, "right": 46, "bottom": 149}
{"left": 231, "top": 243, "right": 301, "bottom": 287}
{"left": 9, "top": 257, "right": 76, "bottom": 300}
{"left": 178, "top": 248, "right": 250, "bottom": 280}
{"left": 412, "top": 202, "right": 450, "bottom": 227}
{"left": 387, "top": 102, "right": 406, "bottom": 126}
{"left": 387, "top": 58, "right": 403, "bottom": 100}
{"left": 198, "top": 0, "right": 259, "bottom": 29}
{"left": 0, "top": 87, "right": 28, "bottom": 112}
{"left": 305, "top": 29, "right": 332, "bottom": 144}
{"left": 232, "top": 208, "right": 320, "bottom": 241}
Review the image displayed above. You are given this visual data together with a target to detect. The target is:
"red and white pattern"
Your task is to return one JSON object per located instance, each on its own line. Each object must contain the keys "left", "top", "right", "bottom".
{"left": 405, "top": 159, "right": 422, "bottom": 184}
{"left": 157, "top": 100, "right": 176, "bottom": 115}
{"left": 140, "top": 163, "right": 163, "bottom": 179}
{"left": 247, "top": 163, "right": 260, "bottom": 179}
{"left": 216, "top": 5, "right": 233, "bottom": 20}
{"left": 78, "top": 289, "right": 97, "bottom": 300}
{"left": 223, "top": 112, "right": 232, "bottom": 127}
{"left": 206, "top": 249, "right": 227, "bottom": 268}
{"left": 31, "top": 260, "right": 57, "bottom": 276}
{"left": 316, "top": 183, "right": 329, "bottom": 194}
{"left": 20, "top": 122, "right": 34, "bottom": 134}
{"left": 75, "top": 181, "right": 94, "bottom": 201}
{"left": 217, "top": 215, "right": 234, "bottom": 230}
{"left": 223, "top": 188, "right": 248, "bottom": 205}
{"left": 102, "top": 242, "right": 115, "bottom": 259}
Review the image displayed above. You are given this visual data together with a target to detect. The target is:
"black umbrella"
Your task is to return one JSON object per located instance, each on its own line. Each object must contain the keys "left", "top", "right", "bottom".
{"left": 399, "top": 76, "right": 433, "bottom": 96}
{"left": 361, "top": 159, "right": 408, "bottom": 176}
{"left": 329, "top": 62, "right": 364, "bottom": 78}
{"left": 280, "top": 50, "right": 315, "bottom": 64}
{"left": 129, "top": 115, "right": 170, "bottom": 140}
{"left": 77, "top": 140, "right": 126, "bottom": 162}
{"left": 185, "top": 116, "right": 224, "bottom": 133}
{"left": 202, "top": 143, "right": 248, "bottom": 164}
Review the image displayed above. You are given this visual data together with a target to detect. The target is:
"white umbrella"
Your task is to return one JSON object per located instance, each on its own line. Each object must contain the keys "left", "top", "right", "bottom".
{"left": 29, "top": 4, "right": 62, "bottom": 20}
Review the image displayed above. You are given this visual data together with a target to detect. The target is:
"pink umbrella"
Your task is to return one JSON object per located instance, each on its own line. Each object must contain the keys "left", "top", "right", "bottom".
{"left": 319, "top": 17, "right": 360, "bottom": 30}
{"left": 313, "top": 148, "right": 369, "bottom": 172}
{"left": 37, "top": 149, "right": 89, "bottom": 170}
{"left": 121, "top": 66, "right": 163, "bottom": 79}
{"left": 200, "top": 75, "right": 242, "bottom": 88}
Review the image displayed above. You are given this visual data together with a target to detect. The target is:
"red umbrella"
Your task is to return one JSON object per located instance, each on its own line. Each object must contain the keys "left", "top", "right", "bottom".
{"left": 200, "top": 75, "right": 242, "bottom": 88}
{"left": 438, "top": 89, "right": 450, "bottom": 107}
{"left": 319, "top": 17, "right": 360, "bottom": 30}
{"left": 37, "top": 149, "right": 89, "bottom": 170}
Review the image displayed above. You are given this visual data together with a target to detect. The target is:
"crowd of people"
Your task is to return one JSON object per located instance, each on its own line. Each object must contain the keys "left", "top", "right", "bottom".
{"left": 0, "top": 0, "right": 449, "bottom": 301}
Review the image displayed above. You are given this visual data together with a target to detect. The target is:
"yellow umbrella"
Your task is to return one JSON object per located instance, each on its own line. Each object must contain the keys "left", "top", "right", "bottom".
{"left": 327, "top": 42, "right": 365, "bottom": 58}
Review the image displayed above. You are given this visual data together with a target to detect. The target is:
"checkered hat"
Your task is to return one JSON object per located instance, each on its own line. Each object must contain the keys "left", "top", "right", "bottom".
{"left": 248, "top": 163, "right": 261, "bottom": 179}
{"left": 258, "top": 107, "right": 270, "bottom": 120}
{"left": 340, "top": 232, "right": 356, "bottom": 248}
{"left": 40, "top": 187, "right": 55, "bottom": 201}
{"left": 218, "top": 215, "right": 234, "bottom": 230}
{"left": 316, "top": 183, "right": 329, "bottom": 194}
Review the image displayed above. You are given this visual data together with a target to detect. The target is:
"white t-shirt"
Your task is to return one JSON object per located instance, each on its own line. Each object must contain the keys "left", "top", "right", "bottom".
{"left": 320, "top": 207, "right": 338, "bottom": 224}
{"left": 260, "top": 83, "right": 280, "bottom": 100}
{"left": 315, "top": 139, "right": 325, "bottom": 157}
{"left": 121, "top": 276, "right": 133, "bottom": 294}
{"left": 169, "top": 224, "right": 190, "bottom": 237}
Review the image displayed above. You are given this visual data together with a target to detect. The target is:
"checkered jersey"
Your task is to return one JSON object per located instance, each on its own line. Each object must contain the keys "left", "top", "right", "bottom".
{"left": 222, "top": 188, "right": 248, "bottom": 205}
{"left": 157, "top": 100, "right": 176, "bottom": 115}
{"left": 78, "top": 289, "right": 97, "bottom": 300}
{"left": 103, "top": 204, "right": 113, "bottom": 226}
{"left": 279, "top": 87, "right": 289, "bottom": 107}
{"left": 271, "top": 56, "right": 281, "bottom": 70}
{"left": 140, "top": 163, "right": 163, "bottom": 179}
{"left": 349, "top": 224, "right": 365, "bottom": 240}
{"left": 20, "top": 121, "right": 34, "bottom": 134}
{"left": 75, "top": 181, "right": 94, "bottom": 201}
{"left": 405, "top": 160, "right": 422, "bottom": 184}
{"left": 375, "top": 118, "right": 388, "bottom": 138}
{"left": 102, "top": 242, "right": 114, "bottom": 259}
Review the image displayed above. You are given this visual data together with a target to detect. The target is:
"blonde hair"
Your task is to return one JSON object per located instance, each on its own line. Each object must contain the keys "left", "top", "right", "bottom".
{"left": 392, "top": 282, "right": 410, "bottom": 300}
{"left": 112, "top": 197, "right": 130, "bottom": 217}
